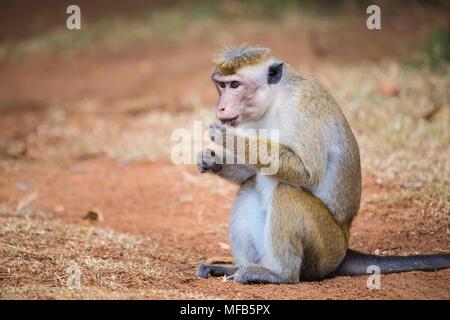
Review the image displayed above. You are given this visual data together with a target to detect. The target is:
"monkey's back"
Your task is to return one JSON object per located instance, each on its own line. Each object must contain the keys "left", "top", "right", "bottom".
{"left": 296, "top": 76, "right": 362, "bottom": 228}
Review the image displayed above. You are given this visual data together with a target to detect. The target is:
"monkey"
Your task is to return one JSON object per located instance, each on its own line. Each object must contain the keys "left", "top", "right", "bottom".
{"left": 196, "top": 46, "right": 450, "bottom": 284}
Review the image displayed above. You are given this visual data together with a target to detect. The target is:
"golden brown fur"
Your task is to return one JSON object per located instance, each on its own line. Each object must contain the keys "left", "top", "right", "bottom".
{"left": 197, "top": 46, "right": 449, "bottom": 284}
{"left": 213, "top": 46, "right": 273, "bottom": 75}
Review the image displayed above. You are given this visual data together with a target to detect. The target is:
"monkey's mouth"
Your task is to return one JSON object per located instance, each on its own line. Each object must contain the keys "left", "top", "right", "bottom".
{"left": 220, "top": 115, "right": 239, "bottom": 127}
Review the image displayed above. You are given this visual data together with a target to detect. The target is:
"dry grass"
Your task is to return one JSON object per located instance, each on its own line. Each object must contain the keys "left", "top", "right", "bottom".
{"left": 0, "top": 208, "right": 222, "bottom": 299}
{"left": 1, "top": 286, "right": 220, "bottom": 300}
{"left": 0, "top": 204, "right": 176, "bottom": 299}
{"left": 321, "top": 62, "right": 449, "bottom": 219}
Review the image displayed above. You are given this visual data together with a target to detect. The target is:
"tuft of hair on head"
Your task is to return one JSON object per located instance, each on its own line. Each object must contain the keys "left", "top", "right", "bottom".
{"left": 213, "top": 46, "right": 274, "bottom": 75}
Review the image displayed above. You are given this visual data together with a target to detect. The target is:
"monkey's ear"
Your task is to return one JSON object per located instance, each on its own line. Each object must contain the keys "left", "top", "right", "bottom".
{"left": 267, "top": 62, "right": 283, "bottom": 84}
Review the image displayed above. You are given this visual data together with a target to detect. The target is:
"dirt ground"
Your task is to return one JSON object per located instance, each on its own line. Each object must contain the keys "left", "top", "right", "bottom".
{"left": 0, "top": 2, "right": 449, "bottom": 299}
{"left": 1, "top": 156, "right": 449, "bottom": 299}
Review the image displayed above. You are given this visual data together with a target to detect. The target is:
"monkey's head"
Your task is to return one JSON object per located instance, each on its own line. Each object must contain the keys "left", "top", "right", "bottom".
{"left": 212, "top": 46, "right": 284, "bottom": 127}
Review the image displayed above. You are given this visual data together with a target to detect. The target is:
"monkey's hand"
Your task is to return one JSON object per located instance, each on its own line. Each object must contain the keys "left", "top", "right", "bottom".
{"left": 196, "top": 148, "right": 223, "bottom": 173}
{"left": 209, "top": 122, "right": 234, "bottom": 148}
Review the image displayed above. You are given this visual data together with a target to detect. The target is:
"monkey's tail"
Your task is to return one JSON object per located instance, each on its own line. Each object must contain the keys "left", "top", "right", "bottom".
{"left": 334, "top": 249, "right": 450, "bottom": 276}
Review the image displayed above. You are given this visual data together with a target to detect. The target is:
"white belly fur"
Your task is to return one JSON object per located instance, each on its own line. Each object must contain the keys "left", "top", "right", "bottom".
{"left": 231, "top": 174, "right": 279, "bottom": 263}
{"left": 253, "top": 175, "right": 278, "bottom": 258}
{"left": 255, "top": 174, "right": 282, "bottom": 272}
{"left": 255, "top": 174, "right": 278, "bottom": 210}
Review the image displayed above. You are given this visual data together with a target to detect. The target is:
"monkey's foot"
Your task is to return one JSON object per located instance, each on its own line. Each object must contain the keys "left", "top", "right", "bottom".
{"left": 234, "top": 265, "right": 284, "bottom": 284}
{"left": 196, "top": 264, "right": 238, "bottom": 279}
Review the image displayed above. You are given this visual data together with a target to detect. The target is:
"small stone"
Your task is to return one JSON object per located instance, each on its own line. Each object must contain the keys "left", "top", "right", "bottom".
{"left": 15, "top": 182, "right": 30, "bottom": 191}
{"left": 53, "top": 205, "right": 65, "bottom": 213}
{"left": 83, "top": 210, "right": 103, "bottom": 224}
{"left": 378, "top": 81, "right": 400, "bottom": 97}
{"left": 218, "top": 242, "right": 230, "bottom": 251}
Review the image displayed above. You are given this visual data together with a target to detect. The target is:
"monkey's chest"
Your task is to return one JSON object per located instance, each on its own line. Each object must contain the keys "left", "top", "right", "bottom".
{"left": 254, "top": 175, "right": 278, "bottom": 210}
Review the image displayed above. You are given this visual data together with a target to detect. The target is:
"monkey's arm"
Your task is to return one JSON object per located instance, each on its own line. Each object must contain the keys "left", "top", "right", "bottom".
{"left": 210, "top": 124, "right": 320, "bottom": 188}
{"left": 246, "top": 138, "right": 314, "bottom": 187}
{"left": 217, "top": 164, "right": 256, "bottom": 184}
{"left": 197, "top": 148, "right": 256, "bottom": 185}
{"left": 268, "top": 143, "right": 313, "bottom": 186}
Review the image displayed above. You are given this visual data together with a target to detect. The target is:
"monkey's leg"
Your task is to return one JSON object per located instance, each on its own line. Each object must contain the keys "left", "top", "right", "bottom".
{"left": 197, "top": 178, "right": 262, "bottom": 279}
{"left": 197, "top": 264, "right": 238, "bottom": 278}
{"left": 229, "top": 178, "right": 265, "bottom": 265}
{"left": 235, "top": 184, "right": 348, "bottom": 284}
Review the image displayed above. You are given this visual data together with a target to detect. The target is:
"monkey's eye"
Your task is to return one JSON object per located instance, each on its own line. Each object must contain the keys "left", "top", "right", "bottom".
{"left": 268, "top": 70, "right": 277, "bottom": 77}
{"left": 218, "top": 82, "right": 226, "bottom": 88}
{"left": 230, "top": 81, "right": 240, "bottom": 89}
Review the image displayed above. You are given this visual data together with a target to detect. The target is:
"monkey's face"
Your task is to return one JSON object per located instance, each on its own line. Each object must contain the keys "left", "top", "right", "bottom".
{"left": 212, "top": 60, "right": 283, "bottom": 127}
